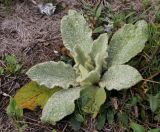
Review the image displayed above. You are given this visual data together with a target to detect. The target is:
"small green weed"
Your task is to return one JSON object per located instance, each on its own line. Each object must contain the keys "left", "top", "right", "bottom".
{"left": 7, "top": 97, "right": 28, "bottom": 131}
{"left": 7, "top": 97, "right": 23, "bottom": 120}
{"left": 156, "top": 10, "right": 160, "bottom": 22}
{"left": 4, "top": 55, "right": 22, "bottom": 74}
{"left": 0, "top": 55, "right": 22, "bottom": 75}
{"left": 79, "top": 0, "right": 113, "bottom": 34}
{"left": 2, "top": 0, "right": 12, "bottom": 13}
{"left": 142, "top": 0, "right": 151, "bottom": 9}
{"left": 0, "top": 67, "right": 4, "bottom": 75}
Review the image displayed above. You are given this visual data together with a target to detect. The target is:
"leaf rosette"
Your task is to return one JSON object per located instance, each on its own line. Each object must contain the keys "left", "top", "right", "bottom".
{"left": 15, "top": 10, "right": 148, "bottom": 124}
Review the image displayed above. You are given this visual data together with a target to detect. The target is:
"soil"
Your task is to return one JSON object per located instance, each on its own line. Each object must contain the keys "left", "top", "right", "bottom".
{"left": 0, "top": 0, "right": 80, "bottom": 131}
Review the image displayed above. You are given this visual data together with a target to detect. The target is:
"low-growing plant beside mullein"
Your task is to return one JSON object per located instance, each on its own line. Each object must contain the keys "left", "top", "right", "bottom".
{"left": 12, "top": 10, "right": 148, "bottom": 124}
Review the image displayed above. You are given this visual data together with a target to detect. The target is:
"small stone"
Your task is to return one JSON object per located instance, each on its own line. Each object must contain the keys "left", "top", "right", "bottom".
{"left": 38, "top": 3, "right": 56, "bottom": 16}
{"left": 53, "top": 50, "right": 58, "bottom": 54}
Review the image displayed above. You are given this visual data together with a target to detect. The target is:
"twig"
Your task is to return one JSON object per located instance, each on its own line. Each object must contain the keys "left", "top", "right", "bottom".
{"left": 146, "top": 72, "right": 160, "bottom": 80}
{"left": 142, "top": 79, "right": 160, "bottom": 84}
{"left": 62, "top": 124, "right": 68, "bottom": 132}
{"left": 142, "top": 72, "right": 160, "bottom": 86}
{"left": 30, "top": 0, "right": 37, "bottom": 5}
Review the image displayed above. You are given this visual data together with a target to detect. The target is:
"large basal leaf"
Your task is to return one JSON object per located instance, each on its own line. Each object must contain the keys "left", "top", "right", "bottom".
{"left": 41, "top": 88, "right": 81, "bottom": 124}
{"left": 80, "top": 86, "right": 106, "bottom": 117}
{"left": 27, "top": 61, "right": 76, "bottom": 89}
{"left": 100, "top": 65, "right": 142, "bottom": 91}
{"left": 90, "top": 33, "right": 108, "bottom": 72}
{"left": 108, "top": 20, "right": 148, "bottom": 66}
{"left": 14, "top": 81, "right": 61, "bottom": 111}
{"left": 61, "top": 10, "right": 93, "bottom": 55}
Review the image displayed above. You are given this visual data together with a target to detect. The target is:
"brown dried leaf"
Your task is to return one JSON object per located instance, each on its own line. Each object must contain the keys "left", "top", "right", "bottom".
{"left": 14, "top": 81, "right": 61, "bottom": 111}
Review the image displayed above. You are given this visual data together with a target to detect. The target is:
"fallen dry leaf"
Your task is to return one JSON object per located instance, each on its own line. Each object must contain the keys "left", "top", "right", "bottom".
{"left": 14, "top": 81, "right": 61, "bottom": 111}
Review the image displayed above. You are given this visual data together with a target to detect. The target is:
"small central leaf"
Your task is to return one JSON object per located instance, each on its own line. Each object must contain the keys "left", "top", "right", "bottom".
{"left": 90, "top": 33, "right": 108, "bottom": 72}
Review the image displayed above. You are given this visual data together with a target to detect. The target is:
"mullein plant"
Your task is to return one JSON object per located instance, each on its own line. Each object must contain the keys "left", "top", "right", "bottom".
{"left": 22, "top": 10, "right": 148, "bottom": 124}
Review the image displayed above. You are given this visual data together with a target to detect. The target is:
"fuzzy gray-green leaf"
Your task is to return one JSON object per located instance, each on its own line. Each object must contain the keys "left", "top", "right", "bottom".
{"left": 74, "top": 45, "right": 94, "bottom": 72}
{"left": 27, "top": 61, "right": 76, "bottom": 89}
{"left": 90, "top": 33, "right": 108, "bottom": 72}
{"left": 76, "top": 33, "right": 108, "bottom": 85}
{"left": 80, "top": 70, "right": 101, "bottom": 85}
{"left": 90, "top": 33, "right": 108, "bottom": 62}
{"left": 100, "top": 65, "right": 142, "bottom": 90}
{"left": 108, "top": 20, "right": 148, "bottom": 66}
{"left": 61, "top": 10, "right": 93, "bottom": 54}
{"left": 76, "top": 65, "right": 100, "bottom": 85}
{"left": 41, "top": 88, "right": 81, "bottom": 124}
{"left": 80, "top": 86, "right": 106, "bottom": 117}
{"left": 74, "top": 45, "right": 100, "bottom": 85}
